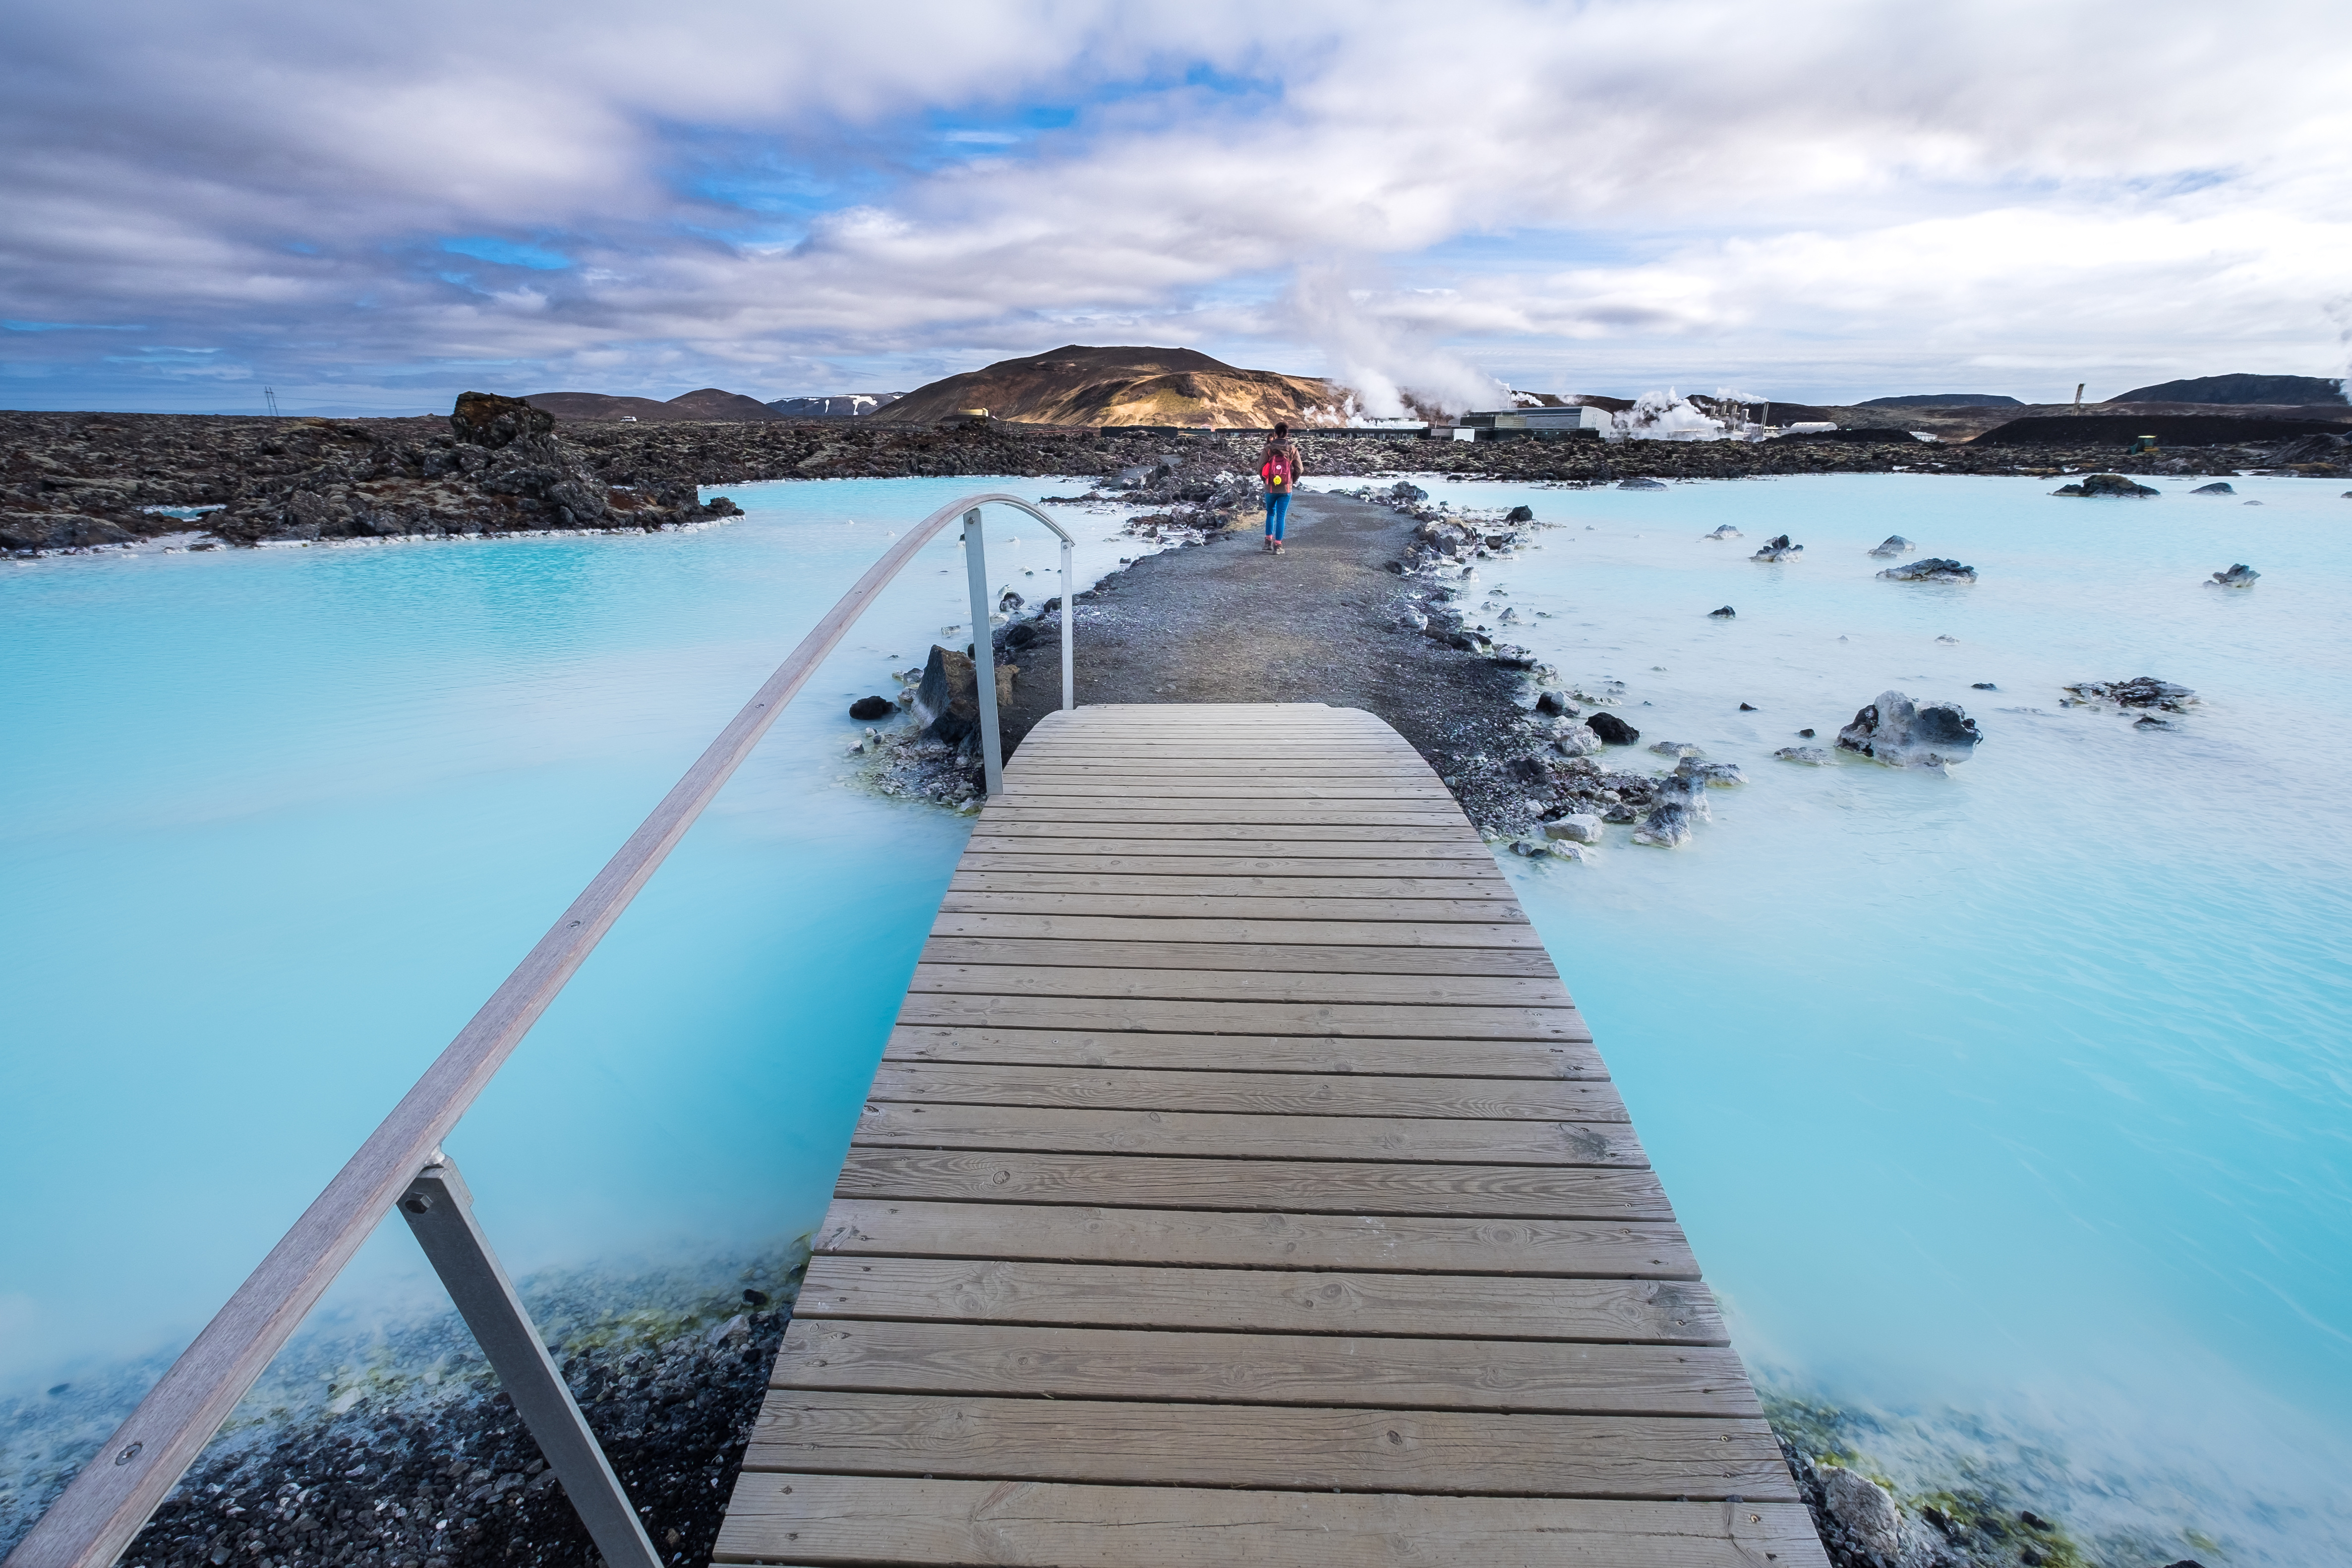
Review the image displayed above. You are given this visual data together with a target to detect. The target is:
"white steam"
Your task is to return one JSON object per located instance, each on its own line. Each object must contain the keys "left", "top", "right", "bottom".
{"left": 1288, "top": 267, "right": 1509, "bottom": 420}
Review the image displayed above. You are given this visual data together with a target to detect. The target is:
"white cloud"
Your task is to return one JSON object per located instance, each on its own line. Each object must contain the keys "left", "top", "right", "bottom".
{"left": 1, "top": 0, "right": 2347, "bottom": 408}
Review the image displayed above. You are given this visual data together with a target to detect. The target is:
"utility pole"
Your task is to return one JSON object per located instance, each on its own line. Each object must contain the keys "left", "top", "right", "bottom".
{"left": 264, "top": 387, "right": 280, "bottom": 417}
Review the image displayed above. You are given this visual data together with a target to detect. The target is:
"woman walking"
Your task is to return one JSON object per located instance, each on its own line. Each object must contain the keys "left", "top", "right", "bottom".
{"left": 1259, "top": 421, "right": 1301, "bottom": 554}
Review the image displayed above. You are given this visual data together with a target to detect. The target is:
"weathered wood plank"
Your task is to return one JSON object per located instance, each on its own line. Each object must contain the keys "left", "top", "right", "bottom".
{"left": 966, "top": 836, "right": 1494, "bottom": 861}
{"left": 814, "top": 1199, "right": 1691, "bottom": 1276}
{"left": 947, "top": 871, "right": 1512, "bottom": 900}
{"left": 969, "top": 820, "right": 1478, "bottom": 844}
{"left": 714, "top": 1475, "right": 1829, "bottom": 1568}
{"left": 741, "top": 1392, "right": 1795, "bottom": 1500}
{"left": 894, "top": 993, "right": 1584, "bottom": 1042}
{"left": 925, "top": 912, "right": 1549, "bottom": 948}
{"left": 865, "top": 1063, "right": 1629, "bottom": 1120}
{"left": 960, "top": 852, "right": 1501, "bottom": 878}
{"left": 920, "top": 934, "right": 1561, "bottom": 977}
{"left": 851, "top": 1103, "right": 1647, "bottom": 1167}
{"left": 771, "top": 1320, "right": 1756, "bottom": 1415}
{"left": 885, "top": 1025, "right": 1604, "bottom": 1078}
{"left": 795, "top": 1257, "right": 1724, "bottom": 1343}
{"left": 907, "top": 961, "right": 1565, "bottom": 1009}
{"left": 1001, "top": 781, "right": 1454, "bottom": 801}
{"left": 833, "top": 1149, "right": 1671, "bottom": 1220}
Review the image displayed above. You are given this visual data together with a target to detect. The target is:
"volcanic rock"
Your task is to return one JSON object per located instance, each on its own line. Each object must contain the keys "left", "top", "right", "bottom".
{"left": 1703, "top": 524, "right": 1742, "bottom": 539}
{"left": 1868, "top": 534, "right": 1912, "bottom": 556}
{"left": 2058, "top": 473, "right": 2161, "bottom": 498}
{"left": 1835, "top": 690, "right": 1981, "bottom": 766}
{"left": 1708, "top": 605, "right": 1736, "bottom": 618}
{"left": 848, "top": 696, "right": 896, "bottom": 721}
{"left": 1585, "top": 711, "right": 1641, "bottom": 746}
{"left": 1618, "top": 477, "right": 1667, "bottom": 490}
{"left": 912, "top": 644, "right": 1015, "bottom": 747}
{"left": 1752, "top": 534, "right": 1802, "bottom": 562}
{"left": 2063, "top": 676, "right": 2195, "bottom": 710}
{"left": 2208, "top": 563, "right": 2260, "bottom": 587}
{"left": 1877, "top": 557, "right": 1978, "bottom": 582}
{"left": 2190, "top": 481, "right": 2236, "bottom": 495}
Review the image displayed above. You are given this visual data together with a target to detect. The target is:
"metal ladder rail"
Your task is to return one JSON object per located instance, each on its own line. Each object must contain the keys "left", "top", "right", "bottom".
{"left": 4, "top": 492, "right": 1077, "bottom": 1568}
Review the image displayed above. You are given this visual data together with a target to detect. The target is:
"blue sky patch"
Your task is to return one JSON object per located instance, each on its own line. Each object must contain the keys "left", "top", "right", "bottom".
{"left": 440, "top": 236, "right": 573, "bottom": 270}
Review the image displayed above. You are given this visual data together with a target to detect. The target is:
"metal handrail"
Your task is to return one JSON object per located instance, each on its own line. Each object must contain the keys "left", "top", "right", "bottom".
{"left": 5, "top": 491, "right": 1079, "bottom": 1568}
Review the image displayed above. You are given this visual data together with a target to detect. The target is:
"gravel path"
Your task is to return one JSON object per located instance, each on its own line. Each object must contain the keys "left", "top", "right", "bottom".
{"left": 997, "top": 492, "right": 1532, "bottom": 799}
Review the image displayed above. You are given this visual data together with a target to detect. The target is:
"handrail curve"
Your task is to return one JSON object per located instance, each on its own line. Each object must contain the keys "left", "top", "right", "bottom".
{"left": 5, "top": 491, "right": 1079, "bottom": 1568}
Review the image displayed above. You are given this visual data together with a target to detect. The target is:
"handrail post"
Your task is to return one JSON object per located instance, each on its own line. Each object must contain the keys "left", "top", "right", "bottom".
{"left": 961, "top": 508, "right": 1005, "bottom": 796}
{"left": 398, "top": 1155, "right": 662, "bottom": 1568}
{"left": 1058, "top": 535, "right": 1075, "bottom": 712}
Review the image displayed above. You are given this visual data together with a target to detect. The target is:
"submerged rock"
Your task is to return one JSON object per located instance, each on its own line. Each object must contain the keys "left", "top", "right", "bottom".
{"left": 1585, "top": 711, "right": 1641, "bottom": 746}
{"left": 1618, "top": 476, "right": 1667, "bottom": 491}
{"left": 1877, "top": 557, "right": 1978, "bottom": 582}
{"left": 1548, "top": 721, "right": 1604, "bottom": 757}
{"left": 1868, "top": 534, "right": 1912, "bottom": 557}
{"left": 848, "top": 695, "right": 896, "bottom": 721}
{"left": 2208, "top": 563, "right": 2260, "bottom": 587}
{"left": 1708, "top": 604, "right": 1736, "bottom": 618}
{"left": 1835, "top": 690, "right": 1982, "bottom": 766}
{"left": 1703, "top": 524, "right": 1743, "bottom": 539}
{"left": 1820, "top": 1467, "right": 1904, "bottom": 1564}
{"left": 2056, "top": 473, "right": 2161, "bottom": 497}
{"left": 2191, "top": 481, "right": 2236, "bottom": 495}
{"left": 1649, "top": 740, "right": 1701, "bottom": 758}
{"left": 1542, "top": 813, "right": 1604, "bottom": 844}
{"left": 1534, "top": 690, "right": 1575, "bottom": 716}
{"left": 1631, "top": 800, "right": 1693, "bottom": 847}
{"left": 1504, "top": 504, "right": 1535, "bottom": 522}
{"left": 1775, "top": 745, "right": 1834, "bottom": 764}
{"left": 2063, "top": 676, "right": 2195, "bottom": 711}
{"left": 1751, "top": 534, "right": 1802, "bottom": 562}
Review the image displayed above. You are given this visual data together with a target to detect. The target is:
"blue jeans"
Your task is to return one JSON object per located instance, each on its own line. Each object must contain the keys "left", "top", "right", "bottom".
{"left": 1263, "top": 490, "right": 1291, "bottom": 539}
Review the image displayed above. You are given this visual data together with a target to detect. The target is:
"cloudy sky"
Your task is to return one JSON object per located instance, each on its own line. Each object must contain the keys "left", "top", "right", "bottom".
{"left": 3, "top": 0, "right": 2348, "bottom": 415}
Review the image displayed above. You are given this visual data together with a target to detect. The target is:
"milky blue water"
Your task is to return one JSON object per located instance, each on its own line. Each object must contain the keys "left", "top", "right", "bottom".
{"left": 4, "top": 472, "right": 2348, "bottom": 1564}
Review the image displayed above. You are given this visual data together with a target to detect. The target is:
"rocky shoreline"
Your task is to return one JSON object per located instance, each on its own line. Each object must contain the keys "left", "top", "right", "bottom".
{"left": 7, "top": 402, "right": 2344, "bottom": 557}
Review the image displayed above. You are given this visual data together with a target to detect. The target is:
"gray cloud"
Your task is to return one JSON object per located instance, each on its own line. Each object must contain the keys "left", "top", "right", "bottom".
{"left": 2, "top": 0, "right": 2347, "bottom": 411}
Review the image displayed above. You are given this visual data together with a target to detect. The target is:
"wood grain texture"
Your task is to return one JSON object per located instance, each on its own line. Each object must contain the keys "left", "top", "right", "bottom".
{"left": 771, "top": 1320, "right": 1758, "bottom": 1415}
{"left": 710, "top": 703, "right": 1820, "bottom": 1568}
{"left": 884, "top": 1025, "right": 1606, "bottom": 1078}
{"left": 740, "top": 1392, "right": 1796, "bottom": 1499}
{"left": 793, "top": 1257, "right": 1727, "bottom": 1343}
{"left": 864, "top": 1062, "right": 1630, "bottom": 1120}
{"left": 814, "top": 1199, "right": 1693, "bottom": 1276}
{"left": 715, "top": 1475, "right": 1828, "bottom": 1568}
{"left": 831, "top": 1149, "right": 1674, "bottom": 1218}
{"left": 850, "top": 1103, "right": 1647, "bottom": 1167}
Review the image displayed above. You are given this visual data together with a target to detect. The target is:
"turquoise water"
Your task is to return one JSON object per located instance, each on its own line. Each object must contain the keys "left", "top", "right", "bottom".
{"left": 1379, "top": 473, "right": 2352, "bottom": 1562}
{"left": 0, "top": 481, "right": 1149, "bottom": 1543}
{"left": 4, "top": 472, "right": 2348, "bottom": 1563}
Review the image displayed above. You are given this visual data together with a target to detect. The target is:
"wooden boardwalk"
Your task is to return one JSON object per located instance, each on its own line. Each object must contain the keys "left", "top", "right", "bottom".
{"left": 716, "top": 704, "right": 1826, "bottom": 1568}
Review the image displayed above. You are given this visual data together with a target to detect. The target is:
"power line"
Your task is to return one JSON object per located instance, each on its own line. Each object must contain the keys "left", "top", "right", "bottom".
{"left": 263, "top": 386, "right": 280, "bottom": 417}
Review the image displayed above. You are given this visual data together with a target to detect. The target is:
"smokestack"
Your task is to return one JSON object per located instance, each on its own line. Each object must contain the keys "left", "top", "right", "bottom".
{"left": 2071, "top": 383, "right": 2084, "bottom": 413}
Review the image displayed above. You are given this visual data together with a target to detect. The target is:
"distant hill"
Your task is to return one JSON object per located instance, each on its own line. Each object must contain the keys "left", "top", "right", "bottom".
{"left": 1972, "top": 412, "right": 2351, "bottom": 446}
{"left": 526, "top": 388, "right": 781, "bottom": 422}
{"left": 767, "top": 393, "right": 906, "bottom": 418}
{"left": 872, "top": 345, "right": 1341, "bottom": 428}
{"left": 2107, "top": 373, "right": 2347, "bottom": 406}
{"left": 1859, "top": 393, "right": 2024, "bottom": 408}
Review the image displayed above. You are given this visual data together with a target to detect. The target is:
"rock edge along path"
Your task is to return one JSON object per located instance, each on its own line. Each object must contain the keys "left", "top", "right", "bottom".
{"left": 993, "top": 493, "right": 1539, "bottom": 825}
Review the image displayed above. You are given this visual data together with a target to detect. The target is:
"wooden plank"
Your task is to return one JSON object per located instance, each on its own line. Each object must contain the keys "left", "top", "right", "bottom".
{"left": 920, "top": 935, "right": 1561, "bottom": 977}
{"left": 885, "top": 1025, "right": 1604, "bottom": 1077}
{"left": 772, "top": 1319, "right": 1757, "bottom": 1415}
{"left": 946, "top": 872, "right": 1511, "bottom": 900}
{"left": 969, "top": 820, "right": 1479, "bottom": 844}
{"left": 814, "top": 1199, "right": 1691, "bottom": 1276}
{"left": 893, "top": 994, "right": 1584, "bottom": 1042}
{"left": 865, "top": 1063, "right": 1629, "bottom": 1120}
{"left": 965, "top": 836, "right": 1493, "bottom": 860}
{"left": 794, "top": 1257, "right": 1725, "bottom": 1343}
{"left": 961, "top": 853, "right": 1499, "bottom": 878}
{"left": 1001, "top": 779, "right": 1453, "bottom": 798}
{"left": 741, "top": 1392, "right": 1794, "bottom": 1500}
{"left": 936, "top": 892, "right": 1527, "bottom": 922}
{"left": 715, "top": 1475, "right": 1829, "bottom": 1568}
{"left": 851, "top": 1103, "right": 1646, "bottom": 1168}
{"left": 908, "top": 962, "right": 1564, "bottom": 1009}
{"left": 833, "top": 1150, "right": 1670, "bottom": 1220}
{"left": 925, "top": 913, "right": 1548, "bottom": 948}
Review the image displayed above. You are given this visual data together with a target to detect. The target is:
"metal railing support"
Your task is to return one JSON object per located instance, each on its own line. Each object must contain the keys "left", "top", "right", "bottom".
{"left": 1059, "top": 534, "right": 1075, "bottom": 714}
{"left": 961, "top": 508, "right": 1006, "bottom": 798}
{"left": 398, "top": 1155, "right": 661, "bottom": 1568}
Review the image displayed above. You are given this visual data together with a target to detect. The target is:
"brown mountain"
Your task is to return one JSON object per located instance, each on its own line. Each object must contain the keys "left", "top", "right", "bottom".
{"left": 525, "top": 388, "right": 782, "bottom": 422}
{"left": 872, "top": 345, "right": 1344, "bottom": 428}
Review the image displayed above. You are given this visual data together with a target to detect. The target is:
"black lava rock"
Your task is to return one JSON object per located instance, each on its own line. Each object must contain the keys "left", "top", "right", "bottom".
{"left": 1738, "top": 702, "right": 1757, "bottom": 710}
{"left": 1535, "top": 691, "right": 1570, "bottom": 716}
{"left": 1504, "top": 505, "right": 1535, "bottom": 523}
{"left": 848, "top": 695, "right": 895, "bottom": 720}
{"left": 1586, "top": 712, "right": 1640, "bottom": 746}
{"left": 1708, "top": 605, "right": 1736, "bottom": 618}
